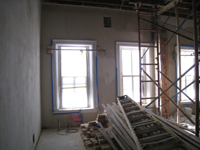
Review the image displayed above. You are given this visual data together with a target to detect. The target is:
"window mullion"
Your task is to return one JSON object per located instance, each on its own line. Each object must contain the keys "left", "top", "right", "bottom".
{"left": 131, "top": 50, "right": 134, "bottom": 99}
{"left": 86, "top": 49, "right": 89, "bottom": 108}
{"left": 59, "top": 50, "right": 63, "bottom": 109}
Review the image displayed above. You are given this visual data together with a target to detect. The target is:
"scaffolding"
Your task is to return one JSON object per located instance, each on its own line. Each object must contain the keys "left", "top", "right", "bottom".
{"left": 138, "top": 11, "right": 160, "bottom": 113}
{"left": 137, "top": 0, "right": 200, "bottom": 137}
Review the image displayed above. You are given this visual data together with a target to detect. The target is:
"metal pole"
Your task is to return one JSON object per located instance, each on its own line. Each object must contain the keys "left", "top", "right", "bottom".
{"left": 47, "top": 48, "right": 106, "bottom": 52}
{"left": 157, "top": 69, "right": 195, "bottom": 103}
{"left": 157, "top": 0, "right": 200, "bottom": 56}
{"left": 145, "top": 64, "right": 195, "bottom": 108}
{"left": 175, "top": 6, "right": 181, "bottom": 124}
{"left": 156, "top": 19, "right": 200, "bottom": 37}
{"left": 155, "top": 12, "right": 160, "bottom": 114}
{"left": 193, "top": 0, "right": 199, "bottom": 137}
{"left": 160, "top": 80, "right": 196, "bottom": 107}
{"left": 140, "top": 17, "right": 194, "bottom": 42}
{"left": 141, "top": 2, "right": 179, "bottom": 59}
{"left": 142, "top": 69, "right": 195, "bottom": 125}
{"left": 138, "top": 11, "right": 142, "bottom": 106}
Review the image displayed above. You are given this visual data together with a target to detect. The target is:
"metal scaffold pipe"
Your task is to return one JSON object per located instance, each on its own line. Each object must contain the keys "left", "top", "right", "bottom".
{"left": 142, "top": 69, "right": 195, "bottom": 125}
{"left": 141, "top": 2, "right": 180, "bottom": 59}
{"left": 157, "top": 69, "right": 195, "bottom": 104}
{"left": 145, "top": 64, "right": 195, "bottom": 108}
{"left": 160, "top": 80, "right": 196, "bottom": 107}
{"left": 193, "top": 0, "right": 199, "bottom": 137}
{"left": 175, "top": 5, "right": 181, "bottom": 124}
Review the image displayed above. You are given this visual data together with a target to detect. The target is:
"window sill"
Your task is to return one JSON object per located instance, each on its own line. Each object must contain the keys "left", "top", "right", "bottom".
{"left": 180, "top": 101, "right": 195, "bottom": 105}
{"left": 53, "top": 108, "right": 98, "bottom": 115}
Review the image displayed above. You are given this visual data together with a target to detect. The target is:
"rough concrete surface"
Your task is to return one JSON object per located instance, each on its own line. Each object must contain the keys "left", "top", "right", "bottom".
{"left": 36, "top": 128, "right": 87, "bottom": 150}
{"left": 0, "top": 0, "right": 41, "bottom": 150}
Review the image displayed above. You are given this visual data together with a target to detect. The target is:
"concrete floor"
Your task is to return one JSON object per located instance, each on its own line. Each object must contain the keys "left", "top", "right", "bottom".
{"left": 35, "top": 128, "right": 87, "bottom": 150}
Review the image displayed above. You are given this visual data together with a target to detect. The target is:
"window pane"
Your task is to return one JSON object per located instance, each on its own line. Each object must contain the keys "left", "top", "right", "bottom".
{"left": 60, "top": 46, "right": 88, "bottom": 108}
{"left": 75, "top": 77, "right": 87, "bottom": 87}
{"left": 132, "top": 50, "right": 139, "bottom": 75}
{"left": 62, "top": 88, "right": 87, "bottom": 108}
{"left": 123, "top": 77, "right": 133, "bottom": 98}
{"left": 133, "top": 77, "right": 140, "bottom": 102}
{"left": 181, "top": 50, "right": 194, "bottom": 75}
{"left": 61, "top": 50, "right": 87, "bottom": 77}
{"left": 62, "top": 77, "right": 74, "bottom": 88}
{"left": 122, "top": 50, "right": 132, "bottom": 75}
{"left": 181, "top": 75, "right": 195, "bottom": 100}
{"left": 181, "top": 49, "right": 195, "bottom": 101}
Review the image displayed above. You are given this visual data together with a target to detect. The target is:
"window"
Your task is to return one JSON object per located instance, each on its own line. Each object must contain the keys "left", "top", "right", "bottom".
{"left": 52, "top": 40, "right": 97, "bottom": 110}
{"left": 116, "top": 42, "right": 152, "bottom": 104}
{"left": 180, "top": 47, "right": 195, "bottom": 102}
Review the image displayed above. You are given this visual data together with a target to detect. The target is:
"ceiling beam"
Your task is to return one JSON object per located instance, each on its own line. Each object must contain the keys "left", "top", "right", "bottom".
{"left": 120, "top": 0, "right": 125, "bottom": 9}
{"left": 157, "top": 0, "right": 182, "bottom": 15}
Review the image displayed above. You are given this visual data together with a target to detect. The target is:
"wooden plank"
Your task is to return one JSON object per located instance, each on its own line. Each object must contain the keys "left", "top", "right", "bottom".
{"left": 106, "top": 105, "right": 136, "bottom": 149}
{"left": 160, "top": 37, "right": 170, "bottom": 118}
{"left": 128, "top": 114, "right": 149, "bottom": 122}
{"left": 110, "top": 131, "right": 127, "bottom": 150}
{"left": 147, "top": 109, "right": 200, "bottom": 149}
{"left": 124, "top": 106, "right": 140, "bottom": 112}
{"left": 111, "top": 123, "right": 133, "bottom": 149}
{"left": 133, "top": 120, "right": 158, "bottom": 128}
{"left": 144, "top": 141, "right": 179, "bottom": 150}
{"left": 135, "top": 126, "right": 163, "bottom": 135}
{"left": 139, "top": 133, "right": 171, "bottom": 143}
{"left": 98, "top": 123, "right": 118, "bottom": 150}
{"left": 126, "top": 110, "right": 145, "bottom": 116}
{"left": 117, "top": 98, "right": 143, "bottom": 150}
{"left": 157, "top": 0, "right": 181, "bottom": 15}
{"left": 108, "top": 105, "right": 130, "bottom": 133}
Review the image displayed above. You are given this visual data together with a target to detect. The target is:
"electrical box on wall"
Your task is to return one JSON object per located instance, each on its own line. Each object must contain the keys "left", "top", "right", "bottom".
{"left": 104, "top": 17, "right": 111, "bottom": 28}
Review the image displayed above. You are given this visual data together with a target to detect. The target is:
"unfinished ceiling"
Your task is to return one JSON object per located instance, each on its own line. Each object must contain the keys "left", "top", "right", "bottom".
{"left": 42, "top": 0, "right": 200, "bottom": 18}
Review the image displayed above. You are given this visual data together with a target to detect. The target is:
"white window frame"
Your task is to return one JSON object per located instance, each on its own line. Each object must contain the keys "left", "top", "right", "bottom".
{"left": 116, "top": 42, "right": 152, "bottom": 104}
{"left": 179, "top": 46, "right": 196, "bottom": 103}
{"left": 51, "top": 39, "right": 97, "bottom": 112}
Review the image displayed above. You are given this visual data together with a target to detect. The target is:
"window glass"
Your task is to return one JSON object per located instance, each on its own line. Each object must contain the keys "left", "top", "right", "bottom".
{"left": 133, "top": 77, "right": 140, "bottom": 101}
{"left": 132, "top": 50, "right": 139, "bottom": 75}
{"left": 52, "top": 40, "right": 96, "bottom": 111}
{"left": 119, "top": 45, "right": 150, "bottom": 104}
{"left": 61, "top": 46, "right": 88, "bottom": 108}
{"left": 61, "top": 48, "right": 87, "bottom": 77}
{"left": 122, "top": 50, "right": 132, "bottom": 75}
{"left": 62, "top": 88, "right": 87, "bottom": 108}
{"left": 62, "top": 77, "right": 74, "bottom": 88}
{"left": 120, "top": 46, "right": 140, "bottom": 102}
{"left": 181, "top": 49, "right": 195, "bottom": 101}
{"left": 123, "top": 77, "right": 133, "bottom": 98}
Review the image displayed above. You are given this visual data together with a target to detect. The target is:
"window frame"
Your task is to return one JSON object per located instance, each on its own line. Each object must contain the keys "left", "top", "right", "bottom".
{"left": 179, "top": 46, "right": 196, "bottom": 103}
{"left": 51, "top": 39, "right": 97, "bottom": 112}
{"left": 116, "top": 42, "right": 152, "bottom": 104}
{"left": 59, "top": 45, "right": 89, "bottom": 109}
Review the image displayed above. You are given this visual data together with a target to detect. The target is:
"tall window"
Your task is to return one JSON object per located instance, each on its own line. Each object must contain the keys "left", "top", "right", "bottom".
{"left": 61, "top": 46, "right": 88, "bottom": 108}
{"left": 180, "top": 48, "right": 195, "bottom": 102}
{"left": 116, "top": 42, "right": 151, "bottom": 103}
{"left": 52, "top": 40, "right": 97, "bottom": 110}
{"left": 121, "top": 46, "right": 140, "bottom": 102}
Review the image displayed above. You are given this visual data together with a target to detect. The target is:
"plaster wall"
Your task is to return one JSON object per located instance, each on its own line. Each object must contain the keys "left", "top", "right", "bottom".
{"left": 0, "top": 0, "right": 41, "bottom": 149}
{"left": 41, "top": 4, "right": 152, "bottom": 128}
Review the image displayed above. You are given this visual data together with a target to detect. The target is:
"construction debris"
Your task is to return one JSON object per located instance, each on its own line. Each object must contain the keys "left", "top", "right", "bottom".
{"left": 80, "top": 95, "right": 200, "bottom": 150}
{"left": 80, "top": 114, "right": 114, "bottom": 150}
{"left": 168, "top": 106, "right": 200, "bottom": 132}
{"left": 116, "top": 95, "right": 199, "bottom": 150}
